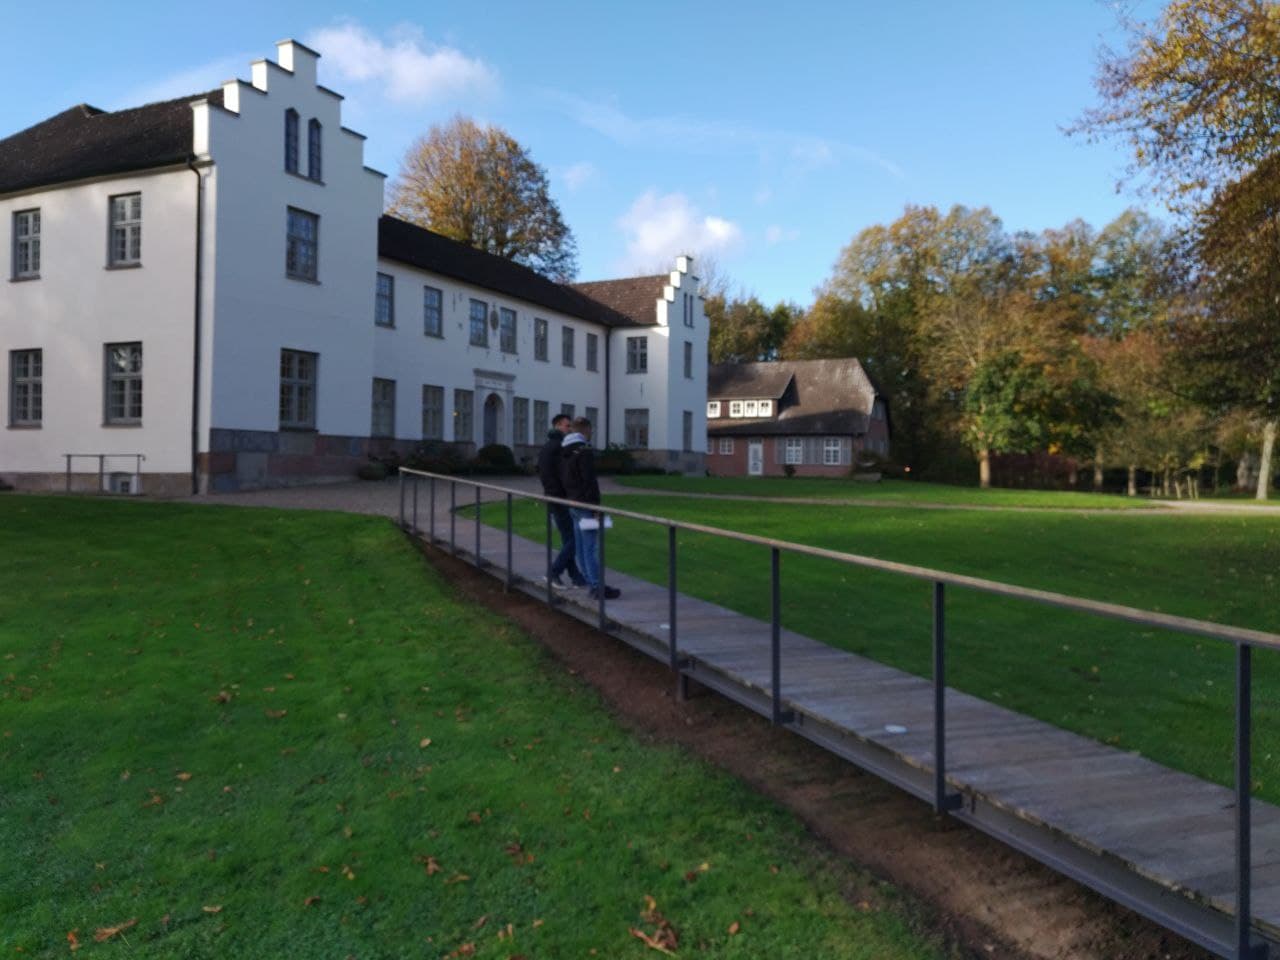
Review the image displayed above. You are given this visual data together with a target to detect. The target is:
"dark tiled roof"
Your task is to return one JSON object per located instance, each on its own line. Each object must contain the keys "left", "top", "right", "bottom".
{"left": 378, "top": 216, "right": 644, "bottom": 328}
{"left": 0, "top": 91, "right": 223, "bottom": 196}
{"left": 708, "top": 358, "right": 881, "bottom": 437}
{"left": 570, "top": 275, "right": 667, "bottom": 327}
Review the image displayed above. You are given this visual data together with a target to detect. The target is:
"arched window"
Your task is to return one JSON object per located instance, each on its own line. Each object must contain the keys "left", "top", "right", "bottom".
{"left": 307, "top": 119, "right": 322, "bottom": 181}
{"left": 284, "top": 108, "right": 300, "bottom": 173}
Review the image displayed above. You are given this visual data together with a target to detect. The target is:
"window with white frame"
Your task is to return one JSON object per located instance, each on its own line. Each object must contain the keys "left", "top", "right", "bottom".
{"left": 729, "top": 400, "right": 743, "bottom": 417}
{"left": 533, "top": 400, "right": 549, "bottom": 434}
{"left": 534, "top": 318, "right": 549, "bottom": 360}
{"left": 12, "top": 210, "right": 39, "bottom": 279}
{"left": 759, "top": 400, "right": 773, "bottom": 416}
{"left": 585, "top": 406, "right": 599, "bottom": 430}
{"left": 469, "top": 299, "right": 488, "bottom": 347}
{"left": 108, "top": 194, "right": 142, "bottom": 267}
{"left": 307, "top": 119, "right": 322, "bottom": 181}
{"left": 683, "top": 411, "right": 693, "bottom": 451}
{"left": 626, "top": 336, "right": 647, "bottom": 373}
{"left": 744, "top": 400, "right": 759, "bottom": 417}
{"left": 823, "top": 437, "right": 842, "bottom": 466}
{"left": 706, "top": 437, "right": 714, "bottom": 455}
{"left": 375, "top": 273, "right": 394, "bottom": 327}
{"left": 284, "top": 109, "right": 300, "bottom": 173}
{"left": 454, "top": 388, "right": 474, "bottom": 443}
{"left": 371, "top": 378, "right": 396, "bottom": 437}
{"left": 784, "top": 438, "right": 804, "bottom": 465}
{"left": 719, "top": 438, "right": 734, "bottom": 455}
{"left": 104, "top": 342, "right": 143, "bottom": 424}
{"left": 423, "top": 286, "right": 443, "bottom": 337}
{"left": 286, "top": 207, "right": 318, "bottom": 281}
{"left": 499, "top": 307, "right": 517, "bottom": 353}
{"left": 279, "top": 349, "right": 317, "bottom": 429}
{"left": 683, "top": 341, "right": 693, "bottom": 379}
{"left": 513, "top": 397, "right": 529, "bottom": 445}
{"left": 586, "top": 333, "right": 598, "bottom": 372}
{"left": 562, "top": 326, "right": 575, "bottom": 367}
{"left": 422, "top": 384, "right": 444, "bottom": 440}
{"left": 707, "top": 400, "right": 721, "bottom": 418}
{"left": 9, "top": 349, "right": 41, "bottom": 426}
{"left": 624, "top": 408, "right": 649, "bottom": 448}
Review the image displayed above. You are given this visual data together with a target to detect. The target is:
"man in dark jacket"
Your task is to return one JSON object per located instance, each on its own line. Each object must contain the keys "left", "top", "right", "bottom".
{"left": 560, "top": 416, "right": 619, "bottom": 600}
{"left": 537, "top": 414, "right": 585, "bottom": 587}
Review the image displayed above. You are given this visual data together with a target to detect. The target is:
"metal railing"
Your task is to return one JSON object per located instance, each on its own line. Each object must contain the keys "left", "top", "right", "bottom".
{"left": 63, "top": 453, "right": 146, "bottom": 494}
{"left": 396, "top": 467, "right": 1278, "bottom": 960}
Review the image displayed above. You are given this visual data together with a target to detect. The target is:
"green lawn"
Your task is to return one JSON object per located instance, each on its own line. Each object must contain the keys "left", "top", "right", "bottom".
{"left": 483, "top": 495, "right": 1280, "bottom": 800}
{"left": 611, "top": 475, "right": 1161, "bottom": 509}
{"left": 0, "top": 497, "right": 953, "bottom": 960}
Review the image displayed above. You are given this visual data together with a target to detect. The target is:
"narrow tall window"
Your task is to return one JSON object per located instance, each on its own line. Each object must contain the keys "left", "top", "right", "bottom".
{"left": 533, "top": 400, "right": 549, "bottom": 434}
{"left": 624, "top": 408, "right": 649, "bottom": 449}
{"left": 513, "top": 397, "right": 529, "bottom": 446}
{"left": 823, "top": 437, "right": 843, "bottom": 466}
{"left": 12, "top": 210, "right": 39, "bottom": 278}
{"left": 469, "top": 299, "right": 488, "bottom": 347}
{"left": 560, "top": 403, "right": 575, "bottom": 419}
{"left": 279, "top": 349, "right": 317, "bottom": 429}
{"left": 454, "top": 388, "right": 474, "bottom": 443}
{"left": 423, "top": 286, "right": 443, "bottom": 337}
{"left": 719, "top": 438, "right": 734, "bottom": 455}
{"left": 499, "top": 307, "right": 517, "bottom": 353}
{"left": 9, "top": 349, "right": 41, "bottom": 426}
{"left": 561, "top": 326, "right": 575, "bottom": 367}
{"left": 371, "top": 378, "right": 396, "bottom": 437}
{"left": 683, "top": 341, "right": 693, "bottom": 379}
{"left": 104, "top": 342, "right": 143, "bottom": 424}
{"left": 307, "top": 118, "right": 322, "bottom": 181}
{"left": 586, "top": 406, "right": 599, "bottom": 430}
{"left": 534, "top": 318, "right": 549, "bottom": 360}
{"left": 586, "top": 333, "right": 599, "bottom": 372}
{"left": 284, "top": 109, "right": 300, "bottom": 173}
{"left": 683, "top": 411, "right": 693, "bottom": 452}
{"left": 626, "top": 336, "right": 647, "bottom": 374}
{"left": 108, "top": 194, "right": 141, "bottom": 267}
{"left": 375, "top": 273, "right": 395, "bottom": 327}
{"left": 707, "top": 401, "right": 721, "bottom": 418}
{"left": 286, "top": 207, "right": 318, "bottom": 281}
{"left": 785, "top": 438, "right": 803, "bottom": 465}
{"left": 422, "top": 385, "right": 444, "bottom": 440}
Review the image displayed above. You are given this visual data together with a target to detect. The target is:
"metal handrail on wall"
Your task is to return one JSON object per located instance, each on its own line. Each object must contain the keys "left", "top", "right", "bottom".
{"left": 396, "top": 466, "right": 1278, "bottom": 960}
{"left": 63, "top": 453, "right": 146, "bottom": 494}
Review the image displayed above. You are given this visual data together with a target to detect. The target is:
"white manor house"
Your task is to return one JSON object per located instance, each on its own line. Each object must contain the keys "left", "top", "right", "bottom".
{"left": 0, "top": 40, "right": 708, "bottom": 494}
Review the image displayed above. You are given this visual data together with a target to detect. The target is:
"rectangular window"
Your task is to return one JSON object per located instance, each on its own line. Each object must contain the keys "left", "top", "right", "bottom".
{"left": 499, "top": 307, "right": 517, "bottom": 353}
{"left": 719, "top": 438, "right": 734, "bottom": 455}
{"left": 513, "top": 397, "right": 529, "bottom": 446}
{"left": 624, "top": 408, "right": 649, "bottom": 449}
{"left": 307, "top": 119, "right": 322, "bottom": 181}
{"left": 104, "top": 342, "right": 143, "bottom": 424}
{"left": 707, "top": 401, "right": 721, "bottom": 418}
{"left": 12, "top": 210, "right": 40, "bottom": 278}
{"left": 759, "top": 400, "right": 773, "bottom": 416}
{"left": 375, "top": 273, "right": 395, "bottom": 327}
{"left": 279, "top": 349, "right": 317, "bottom": 429}
{"left": 286, "top": 207, "right": 318, "bottom": 281}
{"left": 707, "top": 437, "right": 714, "bottom": 455}
{"left": 683, "top": 341, "right": 693, "bottom": 379}
{"left": 684, "top": 293, "right": 694, "bottom": 327}
{"left": 469, "top": 299, "right": 488, "bottom": 347}
{"left": 453, "top": 388, "right": 474, "bottom": 443}
{"left": 533, "top": 400, "right": 549, "bottom": 435}
{"left": 785, "top": 438, "right": 804, "bottom": 465}
{"left": 683, "top": 410, "right": 693, "bottom": 452}
{"left": 585, "top": 406, "right": 599, "bottom": 430}
{"left": 744, "top": 400, "right": 759, "bottom": 417}
{"left": 9, "top": 349, "right": 41, "bottom": 426}
{"left": 560, "top": 403, "right": 575, "bottom": 419}
{"left": 422, "top": 384, "right": 444, "bottom": 440}
{"left": 562, "top": 326, "right": 575, "bottom": 367}
{"left": 108, "top": 193, "right": 142, "bottom": 267}
{"left": 626, "top": 336, "right": 647, "bottom": 374}
{"left": 823, "top": 437, "right": 842, "bottom": 466}
{"left": 586, "top": 333, "right": 599, "bottom": 372}
{"left": 371, "top": 378, "right": 396, "bottom": 437}
{"left": 534, "top": 318, "right": 549, "bottom": 361}
{"left": 729, "top": 400, "right": 743, "bottom": 417}
{"left": 284, "top": 109, "right": 299, "bottom": 173}
{"left": 423, "top": 286, "right": 443, "bottom": 337}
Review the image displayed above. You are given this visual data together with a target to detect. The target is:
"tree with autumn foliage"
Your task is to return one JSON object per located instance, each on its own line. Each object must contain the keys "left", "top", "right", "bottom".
{"left": 387, "top": 115, "right": 578, "bottom": 281}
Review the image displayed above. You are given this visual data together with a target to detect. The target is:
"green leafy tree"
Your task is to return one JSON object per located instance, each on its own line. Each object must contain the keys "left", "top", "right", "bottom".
{"left": 706, "top": 295, "right": 799, "bottom": 363}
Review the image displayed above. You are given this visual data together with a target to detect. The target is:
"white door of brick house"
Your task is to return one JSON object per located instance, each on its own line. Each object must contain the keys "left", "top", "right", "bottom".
{"left": 748, "top": 440, "right": 764, "bottom": 476}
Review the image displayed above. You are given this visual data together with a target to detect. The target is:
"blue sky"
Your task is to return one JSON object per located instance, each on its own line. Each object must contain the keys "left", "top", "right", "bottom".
{"left": 2, "top": 0, "right": 1162, "bottom": 303}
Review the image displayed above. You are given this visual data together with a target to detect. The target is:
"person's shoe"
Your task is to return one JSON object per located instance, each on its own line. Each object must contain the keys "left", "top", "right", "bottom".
{"left": 543, "top": 574, "right": 566, "bottom": 589}
{"left": 589, "top": 585, "right": 621, "bottom": 600}
{"left": 570, "top": 577, "right": 589, "bottom": 588}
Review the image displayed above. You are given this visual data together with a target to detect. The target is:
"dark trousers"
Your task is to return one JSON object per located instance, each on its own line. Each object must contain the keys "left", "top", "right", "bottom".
{"left": 549, "top": 505, "right": 583, "bottom": 583}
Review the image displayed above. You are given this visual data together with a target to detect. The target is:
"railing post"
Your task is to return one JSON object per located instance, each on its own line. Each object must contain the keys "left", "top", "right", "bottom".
{"left": 398, "top": 470, "right": 405, "bottom": 528}
{"left": 474, "top": 484, "right": 483, "bottom": 566}
{"left": 770, "top": 547, "right": 792, "bottom": 725}
{"left": 65, "top": 455, "right": 71, "bottom": 493}
{"left": 449, "top": 480, "right": 456, "bottom": 554}
{"left": 429, "top": 476, "right": 436, "bottom": 544}
{"left": 98, "top": 455, "right": 105, "bottom": 494}
{"left": 545, "top": 506, "right": 555, "bottom": 606}
{"left": 933, "top": 581, "right": 961, "bottom": 814}
{"left": 597, "top": 509, "right": 608, "bottom": 631}
{"left": 411, "top": 475, "right": 419, "bottom": 536}
{"left": 1237, "top": 642, "right": 1264, "bottom": 959}
{"left": 668, "top": 524, "right": 679, "bottom": 675}
{"left": 505, "top": 493, "right": 514, "bottom": 590}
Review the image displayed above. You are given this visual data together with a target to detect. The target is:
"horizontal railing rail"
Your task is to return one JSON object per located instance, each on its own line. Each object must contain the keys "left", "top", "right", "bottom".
{"left": 63, "top": 453, "right": 146, "bottom": 494}
{"left": 396, "top": 466, "right": 1278, "bottom": 959}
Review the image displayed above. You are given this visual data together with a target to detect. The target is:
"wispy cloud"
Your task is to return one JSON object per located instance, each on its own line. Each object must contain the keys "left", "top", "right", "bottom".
{"left": 765, "top": 224, "right": 800, "bottom": 245}
{"left": 306, "top": 20, "right": 497, "bottom": 106}
{"left": 616, "top": 190, "right": 743, "bottom": 272}
{"left": 561, "top": 161, "right": 598, "bottom": 192}
{"left": 109, "top": 54, "right": 249, "bottom": 109}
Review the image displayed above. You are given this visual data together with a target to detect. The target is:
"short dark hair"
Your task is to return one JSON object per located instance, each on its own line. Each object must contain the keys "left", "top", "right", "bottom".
{"left": 572, "top": 416, "right": 592, "bottom": 432}
{"left": 551, "top": 413, "right": 571, "bottom": 427}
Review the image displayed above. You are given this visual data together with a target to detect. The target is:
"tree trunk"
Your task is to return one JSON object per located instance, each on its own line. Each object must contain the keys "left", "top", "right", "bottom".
{"left": 1127, "top": 464, "right": 1137, "bottom": 497}
{"left": 1092, "top": 452, "right": 1104, "bottom": 491}
{"left": 1068, "top": 465, "right": 1078, "bottom": 487}
{"left": 1258, "top": 419, "right": 1277, "bottom": 501}
{"left": 978, "top": 448, "right": 991, "bottom": 489}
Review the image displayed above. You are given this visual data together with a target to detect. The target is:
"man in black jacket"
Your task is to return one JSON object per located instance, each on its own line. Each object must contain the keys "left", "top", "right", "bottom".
{"left": 560, "top": 416, "right": 620, "bottom": 600}
{"left": 537, "top": 414, "right": 585, "bottom": 587}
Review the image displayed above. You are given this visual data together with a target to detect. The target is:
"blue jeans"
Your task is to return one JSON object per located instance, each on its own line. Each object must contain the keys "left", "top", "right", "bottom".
{"left": 571, "top": 508, "right": 601, "bottom": 589}
{"left": 549, "top": 505, "right": 583, "bottom": 584}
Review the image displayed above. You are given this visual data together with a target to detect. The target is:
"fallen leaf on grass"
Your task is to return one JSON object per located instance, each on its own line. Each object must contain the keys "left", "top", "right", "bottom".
{"left": 444, "top": 873, "right": 471, "bottom": 885}
{"left": 444, "top": 943, "right": 475, "bottom": 958}
{"left": 532, "top": 919, "right": 544, "bottom": 928}
{"left": 175, "top": 772, "right": 192, "bottom": 781}
{"left": 93, "top": 918, "right": 137, "bottom": 943}
{"left": 419, "top": 738, "right": 432, "bottom": 748}
{"left": 202, "top": 905, "right": 222, "bottom": 914}
{"left": 265, "top": 709, "right": 287, "bottom": 719}
{"left": 303, "top": 896, "right": 321, "bottom": 907}
{"left": 629, "top": 928, "right": 676, "bottom": 955}
{"left": 66, "top": 930, "right": 80, "bottom": 951}
{"left": 630, "top": 895, "right": 679, "bottom": 954}
{"left": 728, "top": 921, "right": 740, "bottom": 936}
{"left": 212, "top": 690, "right": 232, "bottom": 704}
{"left": 472, "top": 915, "right": 488, "bottom": 930}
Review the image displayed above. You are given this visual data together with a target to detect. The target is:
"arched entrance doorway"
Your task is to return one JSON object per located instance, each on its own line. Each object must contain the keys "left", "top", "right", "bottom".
{"left": 482, "top": 393, "right": 504, "bottom": 447}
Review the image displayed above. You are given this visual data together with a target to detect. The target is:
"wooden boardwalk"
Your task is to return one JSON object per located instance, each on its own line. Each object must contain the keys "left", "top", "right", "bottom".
{"left": 412, "top": 504, "right": 1280, "bottom": 957}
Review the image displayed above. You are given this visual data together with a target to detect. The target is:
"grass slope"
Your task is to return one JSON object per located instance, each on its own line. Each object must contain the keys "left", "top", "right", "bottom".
{"left": 485, "top": 495, "right": 1280, "bottom": 800}
{"left": 0, "top": 497, "right": 951, "bottom": 960}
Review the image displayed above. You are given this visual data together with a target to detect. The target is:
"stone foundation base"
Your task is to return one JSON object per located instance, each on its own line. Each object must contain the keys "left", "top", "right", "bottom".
{"left": 0, "top": 471, "right": 193, "bottom": 497}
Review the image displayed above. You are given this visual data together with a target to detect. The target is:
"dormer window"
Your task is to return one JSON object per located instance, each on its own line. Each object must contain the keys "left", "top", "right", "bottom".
{"left": 308, "top": 119, "right": 322, "bottom": 181}
{"left": 729, "top": 400, "right": 743, "bottom": 417}
{"left": 744, "top": 400, "right": 759, "bottom": 417}
{"left": 759, "top": 400, "right": 773, "bottom": 416}
{"left": 284, "top": 109, "right": 300, "bottom": 173}
{"left": 707, "top": 401, "right": 721, "bottom": 418}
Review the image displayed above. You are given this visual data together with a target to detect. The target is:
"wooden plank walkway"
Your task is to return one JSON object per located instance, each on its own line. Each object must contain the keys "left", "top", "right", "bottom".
{"left": 413, "top": 506, "right": 1280, "bottom": 956}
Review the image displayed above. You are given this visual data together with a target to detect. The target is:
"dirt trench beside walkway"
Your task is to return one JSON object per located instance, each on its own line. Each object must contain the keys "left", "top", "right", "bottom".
{"left": 417, "top": 542, "right": 1213, "bottom": 960}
